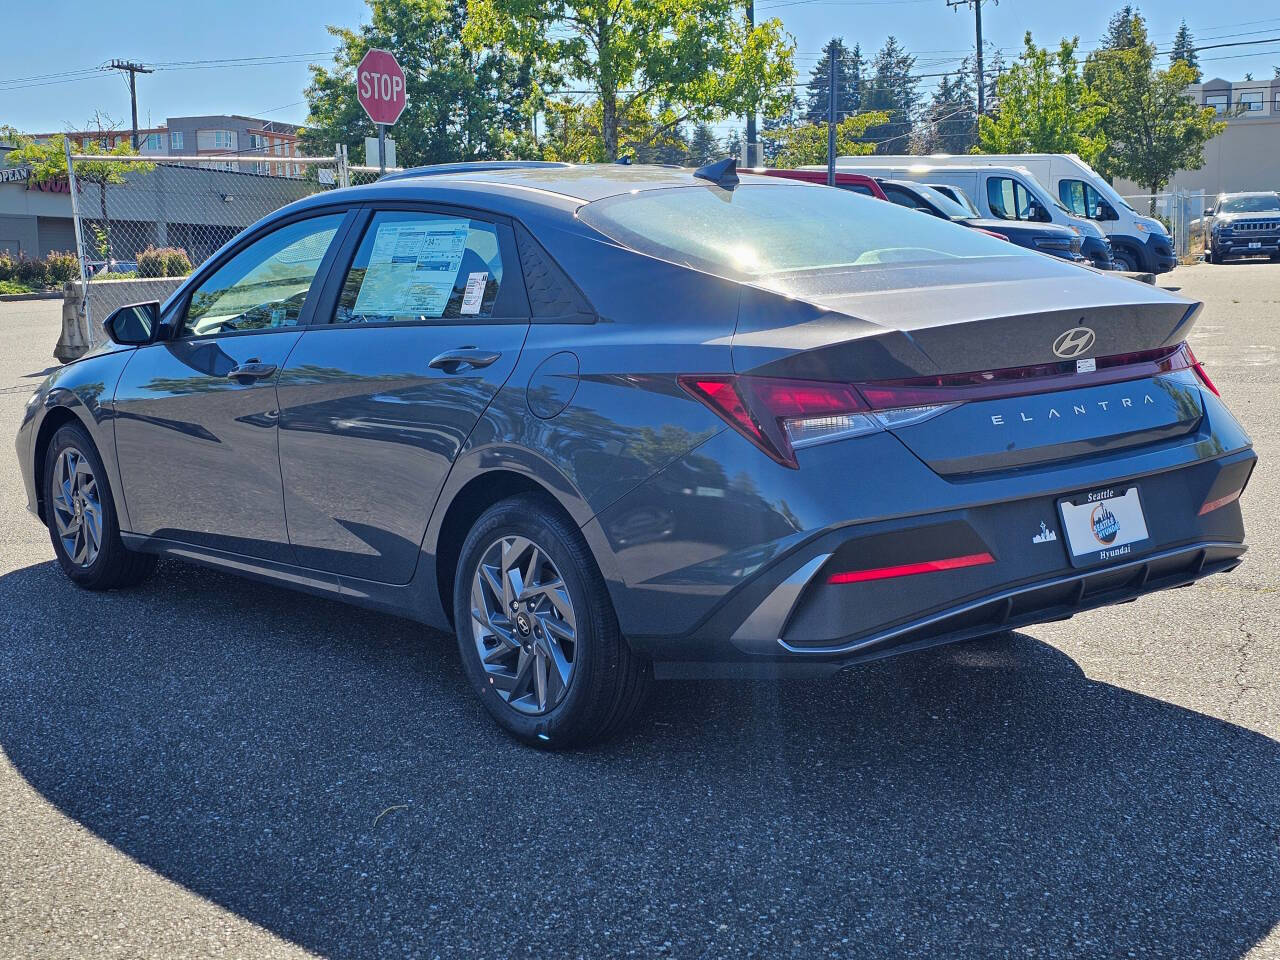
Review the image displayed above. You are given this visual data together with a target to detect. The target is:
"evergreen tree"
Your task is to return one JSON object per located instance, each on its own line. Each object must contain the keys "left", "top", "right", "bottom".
{"left": 803, "top": 39, "right": 864, "bottom": 124}
{"left": 1102, "top": 6, "right": 1140, "bottom": 50}
{"left": 1170, "top": 20, "right": 1201, "bottom": 83}
{"left": 914, "top": 68, "right": 977, "bottom": 154}
{"left": 687, "top": 122, "right": 720, "bottom": 166}
{"left": 863, "top": 36, "right": 919, "bottom": 154}
{"left": 761, "top": 90, "right": 800, "bottom": 164}
{"left": 721, "top": 128, "right": 744, "bottom": 163}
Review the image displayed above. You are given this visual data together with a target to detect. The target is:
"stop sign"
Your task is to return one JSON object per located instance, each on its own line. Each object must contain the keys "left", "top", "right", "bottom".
{"left": 356, "top": 48, "right": 407, "bottom": 126}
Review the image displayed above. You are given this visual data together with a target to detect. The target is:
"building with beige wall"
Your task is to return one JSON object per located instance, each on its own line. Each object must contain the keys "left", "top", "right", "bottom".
{"left": 1113, "top": 77, "right": 1280, "bottom": 199}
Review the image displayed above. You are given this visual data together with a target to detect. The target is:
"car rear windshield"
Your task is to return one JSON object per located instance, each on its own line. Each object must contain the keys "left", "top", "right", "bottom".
{"left": 1219, "top": 195, "right": 1280, "bottom": 214}
{"left": 577, "top": 183, "right": 1031, "bottom": 278}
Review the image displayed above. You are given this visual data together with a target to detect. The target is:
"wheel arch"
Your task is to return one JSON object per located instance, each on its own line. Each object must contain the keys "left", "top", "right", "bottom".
{"left": 31, "top": 404, "right": 95, "bottom": 525}
{"left": 1109, "top": 235, "right": 1146, "bottom": 271}
{"left": 428, "top": 460, "right": 623, "bottom": 630}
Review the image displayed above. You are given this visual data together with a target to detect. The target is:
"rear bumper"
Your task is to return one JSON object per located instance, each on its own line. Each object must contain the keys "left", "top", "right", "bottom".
{"left": 613, "top": 430, "right": 1255, "bottom": 678}
{"left": 656, "top": 539, "right": 1244, "bottom": 678}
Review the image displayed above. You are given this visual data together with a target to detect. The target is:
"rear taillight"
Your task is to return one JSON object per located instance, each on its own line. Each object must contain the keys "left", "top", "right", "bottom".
{"left": 681, "top": 342, "right": 1212, "bottom": 468}
{"left": 1185, "top": 346, "right": 1221, "bottom": 397}
{"left": 679, "top": 375, "right": 950, "bottom": 467}
{"left": 827, "top": 551, "right": 995, "bottom": 584}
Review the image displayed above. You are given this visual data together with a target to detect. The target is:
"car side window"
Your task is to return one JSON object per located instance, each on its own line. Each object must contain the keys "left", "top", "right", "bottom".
{"left": 838, "top": 183, "right": 874, "bottom": 197}
{"left": 1059, "top": 180, "right": 1088, "bottom": 217}
{"left": 987, "top": 177, "right": 1035, "bottom": 221}
{"left": 333, "top": 211, "right": 505, "bottom": 324}
{"left": 181, "top": 214, "right": 344, "bottom": 338}
{"left": 883, "top": 186, "right": 918, "bottom": 208}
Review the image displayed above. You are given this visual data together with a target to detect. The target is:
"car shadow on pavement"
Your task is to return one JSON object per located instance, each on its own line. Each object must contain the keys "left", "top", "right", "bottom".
{"left": 1, "top": 558, "right": 1277, "bottom": 959}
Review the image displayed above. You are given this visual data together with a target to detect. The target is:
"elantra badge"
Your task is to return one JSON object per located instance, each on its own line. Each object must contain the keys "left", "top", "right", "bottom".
{"left": 1053, "top": 326, "right": 1096, "bottom": 359}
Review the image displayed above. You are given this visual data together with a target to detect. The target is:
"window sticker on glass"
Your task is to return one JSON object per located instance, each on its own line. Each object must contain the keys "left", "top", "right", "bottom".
{"left": 352, "top": 219, "right": 470, "bottom": 318}
{"left": 461, "top": 272, "right": 488, "bottom": 315}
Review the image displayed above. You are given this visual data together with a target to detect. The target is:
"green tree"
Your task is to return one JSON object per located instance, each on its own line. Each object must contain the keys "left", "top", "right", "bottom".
{"left": 978, "top": 33, "right": 1105, "bottom": 164}
{"left": 803, "top": 38, "right": 864, "bottom": 124}
{"left": 303, "top": 0, "right": 537, "bottom": 166}
{"left": 1101, "top": 5, "right": 1141, "bottom": 50}
{"left": 1085, "top": 12, "right": 1226, "bottom": 212}
{"left": 863, "top": 36, "right": 918, "bottom": 153}
{"left": 1170, "top": 20, "right": 1201, "bottom": 83}
{"left": 687, "top": 122, "right": 719, "bottom": 166}
{"left": 8, "top": 131, "right": 153, "bottom": 260}
{"left": 721, "top": 127, "right": 744, "bottom": 163}
{"left": 464, "top": 0, "right": 795, "bottom": 160}
{"left": 914, "top": 67, "right": 976, "bottom": 154}
{"left": 770, "top": 110, "right": 889, "bottom": 167}
{"left": 760, "top": 90, "right": 799, "bottom": 164}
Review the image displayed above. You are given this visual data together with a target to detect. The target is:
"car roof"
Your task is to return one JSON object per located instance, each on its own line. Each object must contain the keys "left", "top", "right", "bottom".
{"left": 1218, "top": 191, "right": 1280, "bottom": 198}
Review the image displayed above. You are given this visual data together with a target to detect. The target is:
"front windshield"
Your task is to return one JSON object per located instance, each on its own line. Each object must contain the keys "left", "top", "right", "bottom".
{"left": 908, "top": 183, "right": 973, "bottom": 220}
{"left": 578, "top": 183, "right": 1031, "bottom": 279}
{"left": 1219, "top": 194, "right": 1280, "bottom": 214}
{"left": 931, "top": 184, "right": 979, "bottom": 217}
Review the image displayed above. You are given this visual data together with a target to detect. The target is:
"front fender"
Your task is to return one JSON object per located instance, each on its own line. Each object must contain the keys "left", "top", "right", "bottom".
{"left": 26, "top": 350, "right": 135, "bottom": 530}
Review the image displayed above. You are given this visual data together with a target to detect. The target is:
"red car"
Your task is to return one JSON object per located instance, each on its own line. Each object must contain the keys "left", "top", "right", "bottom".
{"left": 752, "top": 167, "right": 888, "bottom": 200}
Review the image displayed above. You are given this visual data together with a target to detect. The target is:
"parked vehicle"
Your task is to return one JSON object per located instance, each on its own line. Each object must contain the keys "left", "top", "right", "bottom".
{"left": 815, "top": 160, "right": 1117, "bottom": 271}
{"left": 1189, "top": 192, "right": 1280, "bottom": 264}
{"left": 756, "top": 169, "right": 1010, "bottom": 242}
{"left": 17, "top": 160, "right": 1254, "bottom": 747}
{"left": 896, "top": 153, "right": 1175, "bottom": 274}
{"left": 877, "top": 178, "right": 1086, "bottom": 263}
{"left": 751, "top": 167, "right": 888, "bottom": 199}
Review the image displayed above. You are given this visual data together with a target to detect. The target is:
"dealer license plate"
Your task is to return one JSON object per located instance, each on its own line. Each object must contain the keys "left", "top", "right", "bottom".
{"left": 1058, "top": 486, "right": 1150, "bottom": 565}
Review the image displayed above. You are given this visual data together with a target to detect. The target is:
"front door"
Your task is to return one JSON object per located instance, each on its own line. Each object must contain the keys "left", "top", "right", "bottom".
{"left": 113, "top": 212, "right": 349, "bottom": 562}
{"left": 276, "top": 207, "right": 530, "bottom": 583}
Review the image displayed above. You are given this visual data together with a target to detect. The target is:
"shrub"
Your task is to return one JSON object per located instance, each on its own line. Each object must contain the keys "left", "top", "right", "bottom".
{"left": 44, "top": 251, "right": 79, "bottom": 284}
{"left": 0, "top": 252, "right": 14, "bottom": 282}
{"left": 137, "top": 246, "right": 166, "bottom": 278}
{"left": 162, "top": 247, "right": 192, "bottom": 276}
{"left": 12, "top": 256, "right": 46, "bottom": 286}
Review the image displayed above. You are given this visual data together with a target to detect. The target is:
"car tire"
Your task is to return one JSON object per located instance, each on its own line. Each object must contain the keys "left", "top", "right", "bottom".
{"left": 453, "top": 494, "right": 650, "bottom": 748}
{"left": 1111, "top": 248, "right": 1137, "bottom": 272}
{"left": 44, "top": 423, "right": 157, "bottom": 590}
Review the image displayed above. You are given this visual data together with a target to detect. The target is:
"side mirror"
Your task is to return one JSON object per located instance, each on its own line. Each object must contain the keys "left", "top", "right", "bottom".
{"left": 1099, "top": 202, "right": 1118, "bottom": 221}
{"left": 103, "top": 301, "right": 160, "bottom": 346}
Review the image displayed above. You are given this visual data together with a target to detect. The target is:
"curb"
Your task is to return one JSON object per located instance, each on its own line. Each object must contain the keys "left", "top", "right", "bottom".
{"left": 0, "top": 291, "right": 63, "bottom": 302}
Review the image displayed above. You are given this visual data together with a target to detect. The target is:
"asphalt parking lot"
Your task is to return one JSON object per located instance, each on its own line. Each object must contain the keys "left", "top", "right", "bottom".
{"left": 1, "top": 264, "right": 1278, "bottom": 959}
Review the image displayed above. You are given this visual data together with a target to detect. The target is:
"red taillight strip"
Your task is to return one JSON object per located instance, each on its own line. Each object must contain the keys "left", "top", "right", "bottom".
{"left": 1198, "top": 488, "right": 1243, "bottom": 516}
{"left": 856, "top": 344, "right": 1193, "bottom": 409}
{"left": 827, "top": 551, "right": 995, "bottom": 584}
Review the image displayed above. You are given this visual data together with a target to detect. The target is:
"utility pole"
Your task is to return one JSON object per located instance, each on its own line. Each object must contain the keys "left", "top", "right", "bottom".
{"left": 107, "top": 59, "right": 153, "bottom": 150}
{"left": 745, "top": 0, "right": 756, "bottom": 165}
{"left": 946, "top": 0, "right": 994, "bottom": 117}
{"left": 826, "top": 43, "right": 838, "bottom": 186}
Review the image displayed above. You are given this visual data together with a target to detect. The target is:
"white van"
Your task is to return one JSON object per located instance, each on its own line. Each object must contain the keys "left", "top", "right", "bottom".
{"left": 809, "top": 160, "right": 1116, "bottom": 271}
{"left": 838, "top": 153, "right": 1175, "bottom": 274}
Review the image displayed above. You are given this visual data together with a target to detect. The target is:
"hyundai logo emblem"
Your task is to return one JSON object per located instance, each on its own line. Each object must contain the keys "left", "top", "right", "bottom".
{"left": 1053, "top": 326, "right": 1096, "bottom": 359}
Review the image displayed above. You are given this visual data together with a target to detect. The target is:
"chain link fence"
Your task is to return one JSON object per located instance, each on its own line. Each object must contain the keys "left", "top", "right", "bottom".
{"left": 63, "top": 144, "right": 403, "bottom": 349}
{"left": 1118, "top": 190, "right": 1210, "bottom": 261}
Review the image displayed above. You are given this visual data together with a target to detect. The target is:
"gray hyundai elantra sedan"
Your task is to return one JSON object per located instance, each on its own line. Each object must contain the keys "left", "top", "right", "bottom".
{"left": 16, "top": 160, "right": 1255, "bottom": 746}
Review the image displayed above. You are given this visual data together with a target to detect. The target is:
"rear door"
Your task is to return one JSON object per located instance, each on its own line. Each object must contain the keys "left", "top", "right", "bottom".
{"left": 113, "top": 211, "right": 352, "bottom": 562}
{"left": 276, "top": 205, "right": 530, "bottom": 583}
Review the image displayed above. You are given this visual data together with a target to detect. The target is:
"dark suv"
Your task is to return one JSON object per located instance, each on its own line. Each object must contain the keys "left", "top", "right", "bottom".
{"left": 1194, "top": 192, "right": 1280, "bottom": 264}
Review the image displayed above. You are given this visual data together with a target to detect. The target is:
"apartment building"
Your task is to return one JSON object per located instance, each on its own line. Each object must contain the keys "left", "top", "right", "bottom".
{"left": 24, "top": 115, "right": 304, "bottom": 177}
{"left": 1113, "top": 76, "right": 1280, "bottom": 197}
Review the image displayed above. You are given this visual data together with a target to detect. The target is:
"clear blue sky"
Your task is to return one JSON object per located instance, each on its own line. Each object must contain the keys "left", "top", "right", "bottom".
{"left": 3, "top": 0, "right": 1279, "bottom": 135}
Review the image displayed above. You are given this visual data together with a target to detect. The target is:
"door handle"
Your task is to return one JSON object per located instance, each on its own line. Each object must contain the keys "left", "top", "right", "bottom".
{"left": 428, "top": 348, "right": 501, "bottom": 374}
{"left": 226, "top": 360, "right": 277, "bottom": 382}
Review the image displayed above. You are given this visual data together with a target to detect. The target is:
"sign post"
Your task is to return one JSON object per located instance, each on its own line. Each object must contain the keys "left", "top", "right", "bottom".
{"left": 356, "top": 48, "right": 407, "bottom": 175}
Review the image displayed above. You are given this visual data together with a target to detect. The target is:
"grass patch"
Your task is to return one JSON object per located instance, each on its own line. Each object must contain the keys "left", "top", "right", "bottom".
{"left": 0, "top": 279, "right": 40, "bottom": 295}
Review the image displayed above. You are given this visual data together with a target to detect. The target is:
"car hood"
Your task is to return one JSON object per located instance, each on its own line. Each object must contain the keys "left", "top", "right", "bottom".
{"left": 962, "top": 218, "right": 1077, "bottom": 239}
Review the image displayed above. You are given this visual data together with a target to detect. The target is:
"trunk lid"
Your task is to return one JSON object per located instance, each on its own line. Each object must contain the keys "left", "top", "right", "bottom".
{"left": 732, "top": 257, "right": 1205, "bottom": 475}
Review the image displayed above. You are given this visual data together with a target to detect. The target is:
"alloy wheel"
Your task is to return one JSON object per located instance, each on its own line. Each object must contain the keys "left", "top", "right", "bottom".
{"left": 470, "top": 535, "right": 578, "bottom": 715}
{"left": 51, "top": 447, "right": 103, "bottom": 568}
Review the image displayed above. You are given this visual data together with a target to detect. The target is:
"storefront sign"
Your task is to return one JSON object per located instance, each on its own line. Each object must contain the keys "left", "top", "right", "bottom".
{"left": 0, "top": 166, "right": 31, "bottom": 185}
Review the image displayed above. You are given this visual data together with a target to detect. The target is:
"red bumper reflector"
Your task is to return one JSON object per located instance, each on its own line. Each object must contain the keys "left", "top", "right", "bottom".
{"left": 827, "top": 551, "right": 995, "bottom": 584}
{"left": 1198, "top": 488, "right": 1243, "bottom": 516}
